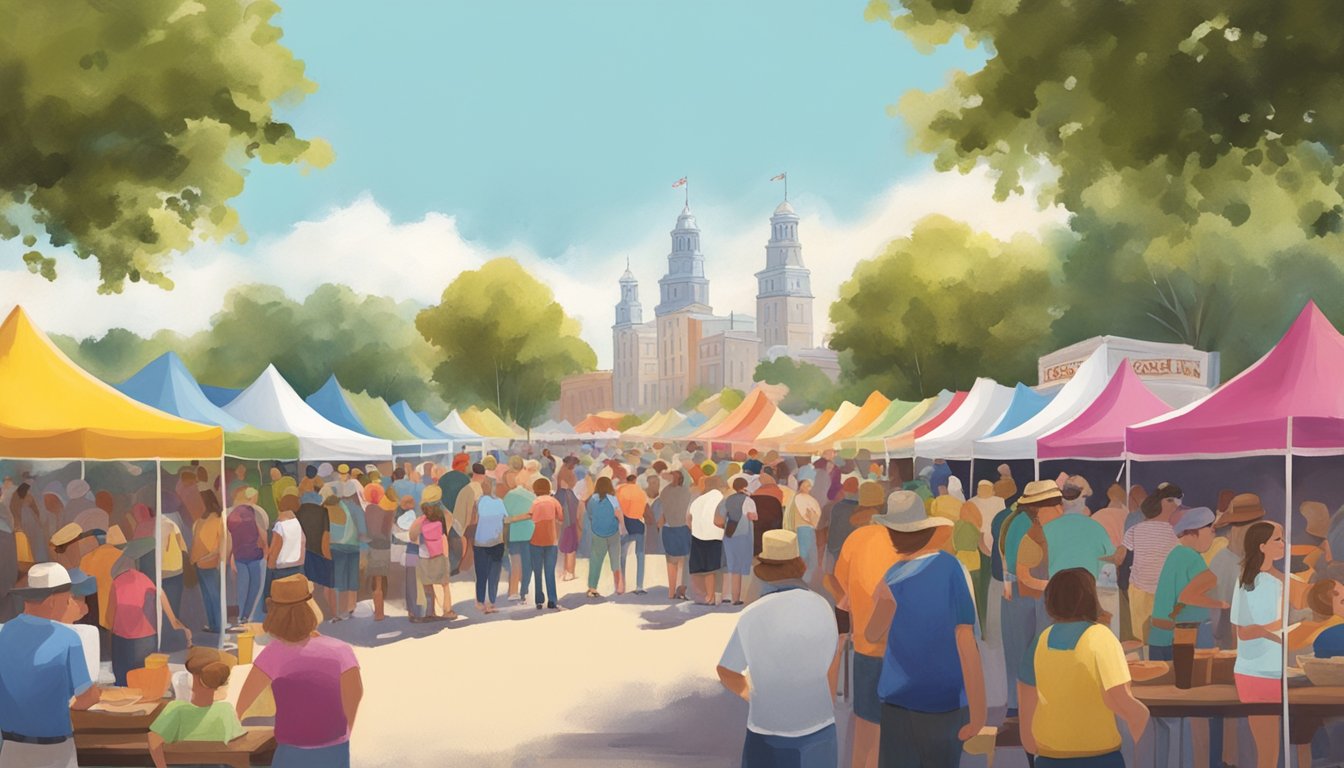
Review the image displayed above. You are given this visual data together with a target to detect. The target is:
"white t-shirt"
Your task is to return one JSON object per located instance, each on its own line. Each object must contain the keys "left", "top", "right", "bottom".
{"left": 272, "top": 518, "right": 305, "bottom": 568}
{"left": 719, "top": 587, "right": 838, "bottom": 736}
{"left": 1232, "top": 572, "right": 1283, "bottom": 679}
{"left": 689, "top": 490, "right": 726, "bottom": 541}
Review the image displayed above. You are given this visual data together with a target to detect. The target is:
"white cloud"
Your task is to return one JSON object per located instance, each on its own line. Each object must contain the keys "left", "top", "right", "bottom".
{"left": 0, "top": 167, "right": 1065, "bottom": 369}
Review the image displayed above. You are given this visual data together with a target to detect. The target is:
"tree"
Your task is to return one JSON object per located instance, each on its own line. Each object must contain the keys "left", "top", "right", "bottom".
{"left": 871, "top": 0, "right": 1344, "bottom": 379}
{"left": 829, "top": 215, "right": 1063, "bottom": 399}
{"left": 0, "top": 0, "right": 331, "bottom": 291}
{"left": 679, "top": 387, "right": 713, "bottom": 412}
{"left": 416, "top": 258, "right": 597, "bottom": 429}
{"left": 754, "top": 357, "right": 836, "bottom": 414}
{"left": 718, "top": 388, "right": 746, "bottom": 412}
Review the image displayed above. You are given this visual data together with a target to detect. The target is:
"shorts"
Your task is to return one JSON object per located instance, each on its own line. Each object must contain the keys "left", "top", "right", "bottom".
{"left": 625, "top": 518, "right": 646, "bottom": 536}
{"left": 366, "top": 548, "right": 391, "bottom": 578}
{"left": 417, "top": 554, "right": 449, "bottom": 584}
{"left": 723, "top": 533, "right": 753, "bottom": 576}
{"left": 1234, "top": 673, "right": 1282, "bottom": 703}
{"left": 690, "top": 537, "right": 723, "bottom": 574}
{"left": 331, "top": 549, "right": 360, "bottom": 592}
{"left": 304, "top": 553, "right": 334, "bottom": 588}
{"left": 661, "top": 525, "right": 692, "bottom": 557}
{"left": 560, "top": 525, "right": 579, "bottom": 554}
{"left": 1036, "top": 753, "right": 1124, "bottom": 768}
{"left": 853, "top": 652, "right": 884, "bottom": 724}
{"left": 742, "top": 723, "right": 837, "bottom": 768}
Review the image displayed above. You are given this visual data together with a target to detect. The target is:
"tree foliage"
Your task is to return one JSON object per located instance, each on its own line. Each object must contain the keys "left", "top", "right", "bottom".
{"left": 416, "top": 258, "right": 597, "bottom": 429}
{"left": 754, "top": 357, "right": 836, "bottom": 414}
{"left": 0, "top": 0, "right": 331, "bottom": 291}
{"left": 54, "top": 283, "right": 445, "bottom": 412}
{"left": 829, "top": 215, "right": 1063, "bottom": 399}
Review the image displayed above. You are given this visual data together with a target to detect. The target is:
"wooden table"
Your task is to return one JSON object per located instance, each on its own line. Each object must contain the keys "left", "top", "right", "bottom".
{"left": 1134, "top": 683, "right": 1344, "bottom": 719}
{"left": 72, "top": 699, "right": 276, "bottom": 767}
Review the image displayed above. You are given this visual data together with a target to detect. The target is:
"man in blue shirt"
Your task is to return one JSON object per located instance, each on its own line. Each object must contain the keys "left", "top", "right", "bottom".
{"left": 0, "top": 562, "right": 100, "bottom": 767}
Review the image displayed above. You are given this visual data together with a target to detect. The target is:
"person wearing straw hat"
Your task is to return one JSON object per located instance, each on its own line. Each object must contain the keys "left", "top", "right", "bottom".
{"left": 236, "top": 575, "right": 362, "bottom": 768}
{"left": 108, "top": 538, "right": 191, "bottom": 685}
{"left": 0, "top": 562, "right": 101, "bottom": 768}
{"left": 718, "top": 530, "right": 840, "bottom": 768}
{"left": 865, "top": 484, "right": 985, "bottom": 768}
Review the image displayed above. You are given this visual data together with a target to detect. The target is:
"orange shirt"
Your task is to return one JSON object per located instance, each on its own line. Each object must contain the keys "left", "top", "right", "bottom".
{"left": 529, "top": 495, "right": 563, "bottom": 546}
{"left": 615, "top": 483, "right": 649, "bottom": 521}
{"left": 834, "top": 524, "right": 901, "bottom": 657}
{"left": 80, "top": 543, "right": 123, "bottom": 630}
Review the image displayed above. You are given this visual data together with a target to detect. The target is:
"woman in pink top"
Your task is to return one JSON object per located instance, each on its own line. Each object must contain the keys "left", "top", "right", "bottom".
{"left": 509, "top": 478, "right": 564, "bottom": 610}
{"left": 236, "top": 575, "right": 362, "bottom": 768}
{"left": 409, "top": 487, "right": 457, "bottom": 621}
{"left": 107, "top": 541, "right": 190, "bottom": 685}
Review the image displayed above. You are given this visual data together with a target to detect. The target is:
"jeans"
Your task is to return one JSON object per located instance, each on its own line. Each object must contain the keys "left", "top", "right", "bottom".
{"left": 162, "top": 573, "right": 184, "bottom": 620}
{"left": 1001, "top": 590, "right": 1049, "bottom": 711}
{"left": 878, "top": 705, "right": 968, "bottom": 768}
{"left": 273, "top": 741, "right": 350, "bottom": 768}
{"left": 474, "top": 543, "right": 505, "bottom": 605}
{"left": 742, "top": 723, "right": 838, "bottom": 768}
{"left": 404, "top": 561, "right": 423, "bottom": 618}
{"left": 531, "top": 544, "right": 559, "bottom": 606}
{"left": 235, "top": 559, "right": 265, "bottom": 623}
{"left": 1036, "top": 753, "right": 1125, "bottom": 768}
{"left": 198, "top": 564, "right": 222, "bottom": 633}
{"left": 588, "top": 533, "right": 621, "bottom": 590}
{"left": 511, "top": 540, "right": 533, "bottom": 599}
{"left": 620, "top": 525, "right": 646, "bottom": 590}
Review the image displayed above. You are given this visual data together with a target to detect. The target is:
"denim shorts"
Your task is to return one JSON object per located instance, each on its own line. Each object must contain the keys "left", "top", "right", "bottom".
{"left": 742, "top": 723, "right": 838, "bottom": 768}
{"left": 852, "top": 652, "right": 884, "bottom": 724}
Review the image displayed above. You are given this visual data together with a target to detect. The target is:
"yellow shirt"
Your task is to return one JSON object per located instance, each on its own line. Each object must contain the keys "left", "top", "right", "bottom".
{"left": 834, "top": 524, "right": 900, "bottom": 657}
{"left": 160, "top": 518, "right": 186, "bottom": 575}
{"left": 14, "top": 532, "right": 33, "bottom": 565}
{"left": 80, "top": 543, "right": 123, "bottom": 629}
{"left": 1204, "top": 536, "right": 1229, "bottom": 566}
{"left": 190, "top": 516, "right": 222, "bottom": 567}
{"left": 1023, "top": 622, "right": 1130, "bottom": 759}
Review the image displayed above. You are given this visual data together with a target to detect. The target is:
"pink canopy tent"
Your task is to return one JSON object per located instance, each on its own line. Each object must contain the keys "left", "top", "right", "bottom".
{"left": 1036, "top": 360, "right": 1170, "bottom": 460}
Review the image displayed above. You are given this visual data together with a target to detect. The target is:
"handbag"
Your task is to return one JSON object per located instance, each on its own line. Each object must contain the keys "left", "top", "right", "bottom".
{"left": 724, "top": 507, "right": 740, "bottom": 539}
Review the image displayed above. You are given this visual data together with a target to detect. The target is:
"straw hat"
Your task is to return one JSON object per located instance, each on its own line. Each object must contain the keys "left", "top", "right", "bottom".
{"left": 758, "top": 530, "right": 801, "bottom": 563}
{"left": 421, "top": 485, "right": 443, "bottom": 505}
{"left": 50, "top": 523, "right": 83, "bottom": 548}
{"left": 1214, "top": 493, "right": 1265, "bottom": 527}
{"left": 1019, "top": 480, "right": 1065, "bottom": 506}
{"left": 872, "top": 491, "right": 951, "bottom": 533}
{"left": 105, "top": 526, "right": 127, "bottom": 547}
{"left": 858, "top": 481, "right": 886, "bottom": 507}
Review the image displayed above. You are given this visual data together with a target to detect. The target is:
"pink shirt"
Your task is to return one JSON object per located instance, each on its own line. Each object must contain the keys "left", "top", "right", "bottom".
{"left": 254, "top": 635, "right": 359, "bottom": 748}
{"left": 111, "top": 570, "right": 156, "bottom": 639}
{"left": 419, "top": 519, "right": 446, "bottom": 558}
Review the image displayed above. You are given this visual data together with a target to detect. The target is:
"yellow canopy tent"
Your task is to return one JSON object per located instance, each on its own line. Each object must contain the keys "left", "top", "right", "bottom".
{"left": 461, "top": 406, "right": 519, "bottom": 439}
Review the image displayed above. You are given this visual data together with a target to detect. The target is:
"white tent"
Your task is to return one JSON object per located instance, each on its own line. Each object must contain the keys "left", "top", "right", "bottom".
{"left": 436, "top": 410, "right": 484, "bottom": 440}
{"left": 224, "top": 365, "right": 393, "bottom": 461}
{"left": 914, "top": 377, "right": 1016, "bottom": 461}
{"left": 972, "top": 347, "right": 1112, "bottom": 462}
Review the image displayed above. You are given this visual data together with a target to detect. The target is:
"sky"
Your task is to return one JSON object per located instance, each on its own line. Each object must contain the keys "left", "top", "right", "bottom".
{"left": 0, "top": 1, "right": 1066, "bottom": 369}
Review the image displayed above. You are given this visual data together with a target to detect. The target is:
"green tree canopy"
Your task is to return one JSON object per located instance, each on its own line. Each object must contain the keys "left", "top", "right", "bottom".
{"left": 0, "top": 0, "right": 330, "bottom": 291}
{"left": 754, "top": 357, "right": 836, "bottom": 414}
{"left": 416, "top": 258, "right": 597, "bottom": 429}
{"left": 829, "top": 215, "right": 1063, "bottom": 399}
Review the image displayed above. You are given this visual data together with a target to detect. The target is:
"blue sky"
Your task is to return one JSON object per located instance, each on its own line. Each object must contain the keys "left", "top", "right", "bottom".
{"left": 233, "top": 1, "right": 986, "bottom": 257}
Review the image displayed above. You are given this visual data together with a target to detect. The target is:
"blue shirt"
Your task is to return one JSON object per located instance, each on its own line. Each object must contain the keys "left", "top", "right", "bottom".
{"left": 0, "top": 614, "right": 93, "bottom": 738}
{"left": 586, "top": 495, "right": 621, "bottom": 538}
{"left": 879, "top": 551, "right": 977, "bottom": 713}
{"left": 474, "top": 496, "right": 507, "bottom": 547}
{"left": 391, "top": 479, "right": 420, "bottom": 506}
{"left": 1043, "top": 514, "right": 1114, "bottom": 578}
{"left": 1314, "top": 624, "right": 1344, "bottom": 659}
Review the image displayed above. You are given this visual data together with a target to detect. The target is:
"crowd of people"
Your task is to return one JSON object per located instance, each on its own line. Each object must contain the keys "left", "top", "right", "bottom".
{"left": 0, "top": 445, "right": 1340, "bottom": 768}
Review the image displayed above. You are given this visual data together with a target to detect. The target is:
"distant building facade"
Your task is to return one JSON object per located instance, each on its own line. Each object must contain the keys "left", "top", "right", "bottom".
{"left": 1038, "top": 336, "right": 1219, "bottom": 408}
{"left": 613, "top": 198, "right": 836, "bottom": 413}
{"left": 556, "top": 371, "right": 614, "bottom": 425}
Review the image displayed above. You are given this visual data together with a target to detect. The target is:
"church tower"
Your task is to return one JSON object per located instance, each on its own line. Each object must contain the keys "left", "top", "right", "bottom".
{"left": 655, "top": 206, "right": 711, "bottom": 316}
{"left": 612, "top": 262, "right": 649, "bottom": 413}
{"left": 615, "top": 261, "right": 642, "bottom": 327}
{"left": 755, "top": 200, "right": 814, "bottom": 353}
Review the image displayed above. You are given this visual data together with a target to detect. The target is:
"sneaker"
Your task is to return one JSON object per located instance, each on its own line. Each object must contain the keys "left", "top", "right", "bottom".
{"left": 634, "top": 589, "right": 648, "bottom": 595}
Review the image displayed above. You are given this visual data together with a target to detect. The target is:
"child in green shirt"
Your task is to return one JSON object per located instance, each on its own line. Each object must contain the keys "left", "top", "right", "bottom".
{"left": 148, "top": 646, "right": 245, "bottom": 768}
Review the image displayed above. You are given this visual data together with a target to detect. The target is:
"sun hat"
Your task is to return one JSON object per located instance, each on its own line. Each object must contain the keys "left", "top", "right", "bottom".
{"left": 1174, "top": 506, "right": 1217, "bottom": 536}
{"left": 1214, "top": 493, "right": 1266, "bottom": 527}
{"left": 421, "top": 485, "right": 443, "bottom": 505}
{"left": 1018, "top": 480, "right": 1065, "bottom": 506}
{"left": 119, "top": 537, "right": 156, "bottom": 564}
{"left": 13, "top": 562, "right": 80, "bottom": 600}
{"left": 105, "top": 526, "right": 128, "bottom": 547}
{"left": 872, "top": 491, "right": 952, "bottom": 533}
{"left": 66, "top": 479, "right": 91, "bottom": 499}
{"left": 50, "top": 522, "right": 83, "bottom": 548}
{"left": 758, "top": 529, "right": 801, "bottom": 562}
{"left": 268, "top": 574, "right": 324, "bottom": 624}
{"left": 1302, "top": 501, "right": 1331, "bottom": 538}
{"left": 337, "top": 464, "right": 350, "bottom": 475}
{"left": 858, "top": 481, "right": 886, "bottom": 507}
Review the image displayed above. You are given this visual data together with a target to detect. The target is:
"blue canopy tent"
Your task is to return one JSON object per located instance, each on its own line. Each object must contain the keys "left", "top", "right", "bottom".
{"left": 389, "top": 401, "right": 454, "bottom": 454}
{"left": 199, "top": 384, "right": 242, "bottom": 408}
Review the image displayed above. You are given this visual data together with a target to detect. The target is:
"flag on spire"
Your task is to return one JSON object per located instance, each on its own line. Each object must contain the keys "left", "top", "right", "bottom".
{"left": 770, "top": 172, "right": 786, "bottom": 182}
{"left": 671, "top": 177, "right": 687, "bottom": 189}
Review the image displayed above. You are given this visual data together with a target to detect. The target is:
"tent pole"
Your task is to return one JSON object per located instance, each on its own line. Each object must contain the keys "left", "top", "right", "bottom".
{"left": 155, "top": 459, "right": 163, "bottom": 648}
{"left": 1282, "top": 417, "right": 1293, "bottom": 768}
{"left": 80, "top": 460, "right": 85, "bottom": 481}
{"left": 220, "top": 457, "right": 227, "bottom": 649}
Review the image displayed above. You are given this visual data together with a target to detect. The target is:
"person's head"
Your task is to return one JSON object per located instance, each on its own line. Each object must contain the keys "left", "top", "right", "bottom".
{"left": 1106, "top": 483, "right": 1125, "bottom": 506}
{"left": 1019, "top": 480, "right": 1065, "bottom": 525}
{"left": 15, "top": 562, "right": 82, "bottom": 620}
{"left": 841, "top": 476, "right": 860, "bottom": 498}
{"left": 876, "top": 490, "right": 949, "bottom": 554}
{"left": 472, "top": 463, "right": 487, "bottom": 479}
{"left": 1240, "top": 521, "right": 1285, "bottom": 590}
{"left": 1306, "top": 579, "right": 1344, "bottom": 620}
{"left": 270, "top": 466, "right": 282, "bottom": 481}
{"left": 481, "top": 476, "right": 496, "bottom": 497}
{"left": 753, "top": 530, "right": 807, "bottom": 582}
{"left": 533, "top": 477, "right": 552, "bottom": 496}
{"left": 625, "top": 474, "right": 638, "bottom": 485}
{"left": 393, "top": 467, "right": 406, "bottom": 481}
{"left": 665, "top": 470, "right": 684, "bottom": 488}
{"left": 1140, "top": 482, "right": 1183, "bottom": 520}
{"left": 1173, "top": 506, "right": 1217, "bottom": 553}
{"left": 421, "top": 486, "right": 445, "bottom": 521}
{"left": 732, "top": 477, "right": 750, "bottom": 494}
{"left": 1044, "top": 568, "right": 1102, "bottom": 624}
{"left": 798, "top": 478, "right": 813, "bottom": 495}
{"left": 703, "top": 475, "right": 727, "bottom": 495}
{"left": 185, "top": 646, "right": 237, "bottom": 696}
{"left": 232, "top": 464, "right": 246, "bottom": 480}
{"left": 263, "top": 576, "right": 322, "bottom": 643}
{"left": 594, "top": 476, "right": 616, "bottom": 499}
{"left": 997, "top": 463, "right": 1011, "bottom": 479}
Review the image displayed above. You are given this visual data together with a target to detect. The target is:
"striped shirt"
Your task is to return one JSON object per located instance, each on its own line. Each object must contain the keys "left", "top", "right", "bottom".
{"left": 1122, "top": 519, "right": 1179, "bottom": 592}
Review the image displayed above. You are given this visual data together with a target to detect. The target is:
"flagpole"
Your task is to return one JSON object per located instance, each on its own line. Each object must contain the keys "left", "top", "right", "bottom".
{"left": 785, "top": 174, "right": 788, "bottom": 201}
{"left": 685, "top": 176, "right": 689, "bottom": 208}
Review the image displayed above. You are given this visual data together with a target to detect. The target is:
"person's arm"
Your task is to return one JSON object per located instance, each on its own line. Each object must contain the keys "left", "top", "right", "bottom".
{"left": 955, "top": 623, "right": 986, "bottom": 741}
{"left": 1178, "top": 570, "right": 1229, "bottom": 610}
{"left": 321, "top": 530, "right": 331, "bottom": 560}
{"left": 1017, "top": 683, "right": 1039, "bottom": 755}
{"left": 1016, "top": 554, "right": 1049, "bottom": 594}
{"left": 148, "top": 732, "right": 168, "bottom": 768}
{"left": 160, "top": 590, "right": 191, "bottom": 644}
{"left": 744, "top": 497, "right": 757, "bottom": 522}
{"left": 1108, "top": 544, "right": 1130, "bottom": 565}
{"left": 828, "top": 638, "right": 843, "bottom": 701}
{"left": 341, "top": 666, "right": 363, "bottom": 733}
{"left": 1237, "top": 619, "right": 1284, "bottom": 643}
{"left": 1102, "top": 683, "right": 1150, "bottom": 744}
{"left": 716, "top": 665, "right": 750, "bottom": 701}
{"left": 865, "top": 580, "right": 896, "bottom": 648}
{"left": 234, "top": 665, "right": 272, "bottom": 721}
{"left": 266, "top": 530, "right": 282, "bottom": 569}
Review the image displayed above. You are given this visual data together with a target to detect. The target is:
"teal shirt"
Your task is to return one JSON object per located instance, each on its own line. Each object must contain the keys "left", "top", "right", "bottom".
{"left": 1043, "top": 514, "right": 1114, "bottom": 578}
{"left": 1149, "top": 545, "right": 1209, "bottom": 647}
{"left": 504, "top": 488, "right": 536, "bottom": 543}
{"left": 1003, "top": 511, "right": 1032, "bottom": 579}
